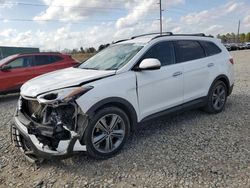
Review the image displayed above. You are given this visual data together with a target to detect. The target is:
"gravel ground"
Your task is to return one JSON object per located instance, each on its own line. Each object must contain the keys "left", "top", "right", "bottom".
{"left": 0, "top": 50, "right": 250, "bottom": 188}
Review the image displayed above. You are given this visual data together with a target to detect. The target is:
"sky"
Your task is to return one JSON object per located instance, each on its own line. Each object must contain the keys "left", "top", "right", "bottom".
{"left": 0, "top": 0, "right": 250, "bottom": 51}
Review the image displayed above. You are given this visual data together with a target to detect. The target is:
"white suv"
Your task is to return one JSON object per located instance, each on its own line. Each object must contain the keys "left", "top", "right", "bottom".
{"left": 12, "top": 33, "right": 234, "bottom": 162}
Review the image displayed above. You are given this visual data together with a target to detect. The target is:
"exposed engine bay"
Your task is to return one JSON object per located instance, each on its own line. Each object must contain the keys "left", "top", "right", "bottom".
{"left": 19, "top": 94, "right": 88, "bottom": 153}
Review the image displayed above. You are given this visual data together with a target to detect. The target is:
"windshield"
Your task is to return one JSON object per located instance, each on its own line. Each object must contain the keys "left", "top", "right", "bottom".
{"left": 79, "top": 43, "right": 143, "bottom": 70}
{"left": 0, "top": 55, "right": 16, "bottom": 66}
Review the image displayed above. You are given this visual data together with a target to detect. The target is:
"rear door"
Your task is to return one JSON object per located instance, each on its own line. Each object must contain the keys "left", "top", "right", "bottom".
{"left": 136, "top": 41, "right": 184, "bottom": 119}
{"left": 174, "top": 40, "right": 208, "bottom": 103}
{"left": 0, "top": 56, "right": 35, "bottom": 92}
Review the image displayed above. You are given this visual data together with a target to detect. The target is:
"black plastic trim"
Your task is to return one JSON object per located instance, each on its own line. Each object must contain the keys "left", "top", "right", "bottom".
{"left": 132, "top": 32, "right": 173, "bottom": 39}
{"left": 228, "top": 84, "right": 234, "bottom": 96}
{"left": 13, "top": 113, "right": 78, "bottom": 160}
{"left": 141, "top": 97, "right": 207, "bottom": 123}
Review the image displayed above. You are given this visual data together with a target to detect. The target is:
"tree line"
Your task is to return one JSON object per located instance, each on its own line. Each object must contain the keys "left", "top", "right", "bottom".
{"left": 62, "top": 43, "right": 110, "bottom": 54}
{"left": 217, "top": 32, "right": 250, "bottom": 43}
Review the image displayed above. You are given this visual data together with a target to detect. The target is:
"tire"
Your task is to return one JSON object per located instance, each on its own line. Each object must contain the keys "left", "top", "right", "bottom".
{"left": 203, "top": 80, "right": 228, "bottom": 114}
{"left": 84, "top": 106, "right": 130, "bottom": 159}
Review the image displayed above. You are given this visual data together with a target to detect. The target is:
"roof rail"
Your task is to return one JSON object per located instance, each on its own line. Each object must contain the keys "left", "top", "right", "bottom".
{"left": 114, "top": 39, "right": 130, "bottom": 44}
{"left": 131, "top": 32, "right": 173, "bottom": 39}
{"left": 174, "top": 33, "right": 206, "bottom": 37}
{"left": 152, "top": 33, "right": 214, "bottom": 40}
{"left": 114, "top": 33, "right": 213, "bottom": 44}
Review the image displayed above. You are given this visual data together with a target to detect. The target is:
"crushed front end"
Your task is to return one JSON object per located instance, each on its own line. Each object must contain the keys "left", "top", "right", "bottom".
{"left": 11, "top": 87, "right": 91, "bottom": 162}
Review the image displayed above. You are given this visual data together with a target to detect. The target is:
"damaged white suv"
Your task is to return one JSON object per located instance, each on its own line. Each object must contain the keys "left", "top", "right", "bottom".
{"left": 11, "top": 33, "right": 234, "bottom": 162}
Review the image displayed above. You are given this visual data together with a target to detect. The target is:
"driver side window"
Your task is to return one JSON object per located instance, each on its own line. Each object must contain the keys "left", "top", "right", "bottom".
{"left": 8, "top": 56, "right": 34, "bottom": 69}
{"left": 141, "top": 41, "right": 175, "bottom": 66}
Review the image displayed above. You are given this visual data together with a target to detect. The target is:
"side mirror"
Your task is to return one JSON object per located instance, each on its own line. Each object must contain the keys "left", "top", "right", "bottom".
{"left": 0, "top": 65, "right": 11, "bottom": 71}
{"left": 138, "top": 58, "right": 161, "bottom": 71}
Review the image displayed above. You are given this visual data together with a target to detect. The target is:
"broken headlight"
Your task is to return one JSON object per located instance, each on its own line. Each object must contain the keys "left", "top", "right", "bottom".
{"left": 37, "top": 86, "right": 93, "bottom": 105}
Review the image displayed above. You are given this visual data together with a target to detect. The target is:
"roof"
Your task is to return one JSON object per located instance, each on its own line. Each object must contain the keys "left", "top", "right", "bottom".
{"left": 17, "top": 52, "right": 62, "bottom": 56}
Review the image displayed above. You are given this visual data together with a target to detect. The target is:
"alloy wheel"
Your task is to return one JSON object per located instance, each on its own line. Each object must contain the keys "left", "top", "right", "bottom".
{"left": 212, "top": 84, "right": 226, "bottom": 110}
{"left": 91, "top": 114, "right": 125, "bottom": 153}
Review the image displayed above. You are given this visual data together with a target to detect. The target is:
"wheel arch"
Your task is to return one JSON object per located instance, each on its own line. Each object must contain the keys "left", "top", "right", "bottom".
{"left": 209, "top": 74, "right": 230, "bottom": 96}
{"left": 86, "top": 97, "right": 138, "bottom": 131}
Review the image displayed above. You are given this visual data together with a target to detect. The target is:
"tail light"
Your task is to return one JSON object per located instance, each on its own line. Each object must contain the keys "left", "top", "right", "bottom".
{"left": 229, "top": 58, "right": 234, "bottom": 65}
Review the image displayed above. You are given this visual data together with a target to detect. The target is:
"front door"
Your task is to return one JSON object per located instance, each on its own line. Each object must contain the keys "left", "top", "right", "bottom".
{"left": 135, "top": 41, "right": 184, "bottom": 120}
{"left": 0, "top": 56, "right": 35, "bottom": 92}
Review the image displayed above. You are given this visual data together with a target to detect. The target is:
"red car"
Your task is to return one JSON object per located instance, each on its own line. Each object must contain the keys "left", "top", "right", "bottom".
{"left": 0, "top": 52, "right": 78, "bottom": 95}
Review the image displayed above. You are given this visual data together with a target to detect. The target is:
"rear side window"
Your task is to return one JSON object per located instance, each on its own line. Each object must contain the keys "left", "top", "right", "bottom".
{"left": 141, "top": 41, "right": 175, "bottom": 66}
{"left": 50, "top": 55, "right": 64, "bottom": 63}
{"left": 34, "top": 55, "right": 51, "bottom": 66}
{"left": 174, "top": 40, "right": 205, "bottom": 63}
{"left": 199, "top": 41, "right": 222, "bottom": 56}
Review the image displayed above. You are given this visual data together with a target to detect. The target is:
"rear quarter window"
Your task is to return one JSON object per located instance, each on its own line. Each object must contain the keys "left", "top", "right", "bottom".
{"left": 50, "top": 55, "right": 64, "bottom": 63}
{"left": 174, "top": 40, "right": 205, "bottom": 63}
{"left": 199, "top": 41, "right": 222, "bottom": 56}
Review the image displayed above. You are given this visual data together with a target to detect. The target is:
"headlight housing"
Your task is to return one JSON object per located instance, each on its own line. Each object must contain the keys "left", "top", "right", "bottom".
{"left": 37, "top": 86, "right": 93, "bottom": 104}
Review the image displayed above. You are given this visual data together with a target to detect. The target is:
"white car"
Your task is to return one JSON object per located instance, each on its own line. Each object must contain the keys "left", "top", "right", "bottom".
{"left": 12, "top": 33, "right": 234, "bottom": 162}
{"left": 245, "top": 42, "right": 250, "bottom": 49}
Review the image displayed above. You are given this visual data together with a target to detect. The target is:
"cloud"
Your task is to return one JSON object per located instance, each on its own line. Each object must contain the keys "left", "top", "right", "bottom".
{"left": 0, "top": 0, "right": 7, "bottom": 3}
{"left": 243, "top": 15, "right": 250, "bottom": 27}
{"left": 0, "top": 29, "right": 16, "bottom": 37}
{"left": 175, "top": 1, "right": 250, "bottom": 35}
{"left": 0, "top": 0, "right": 16, "bottom": 8}
{"left": 204, "top": 25, "right": 224, "bottom": 34}
{"left": 115, "top": 0, "right": 155, "bottom": 29}
{"left": 116, "top": 0, "right": 185, "bottom": 29}
{"left": 171, "top": 26, "right": 182, "bottom": 33}
{"left": 2, "top": 0, "right": 250, "bottom": 51}
{"left": 181, "top": 1, "right": 243, "bottom": 25}
{"left": 0, "top": 19, "right": 168, "bottom": 50}
{"left": 33, "top": 0, "right": 119, "bottom": 21}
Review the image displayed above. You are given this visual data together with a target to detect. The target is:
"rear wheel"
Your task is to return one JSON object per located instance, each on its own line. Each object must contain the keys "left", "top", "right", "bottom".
{"left": 203, "top": 81, "right": 227, "bottom": 114}
{"left": 84, "top": 107, "right": 130, "bottom": 159}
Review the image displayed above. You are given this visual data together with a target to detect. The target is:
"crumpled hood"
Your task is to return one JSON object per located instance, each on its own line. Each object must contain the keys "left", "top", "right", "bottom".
{"left": 21, "top": 67, "right": 116, "bottom": 97}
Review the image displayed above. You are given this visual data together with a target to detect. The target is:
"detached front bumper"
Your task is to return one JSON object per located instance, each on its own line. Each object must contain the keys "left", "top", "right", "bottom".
{"left": 11, "top": 110, "right": 87, "bottom": 162}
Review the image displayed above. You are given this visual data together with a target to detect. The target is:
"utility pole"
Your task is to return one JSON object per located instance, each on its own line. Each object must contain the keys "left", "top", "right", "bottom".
{"left": 159, "top": 0, "right": 163, "bottom": 35}
{"left": 237, "top": 20, "right": 241, "bottom": 43}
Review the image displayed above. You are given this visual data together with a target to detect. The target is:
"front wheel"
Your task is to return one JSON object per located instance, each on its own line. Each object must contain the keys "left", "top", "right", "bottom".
{"left": 203, "top": 81, "right": 227, "bottom": 114}
{"left": 84, "top": 107, "right": 130, "bottom": 159}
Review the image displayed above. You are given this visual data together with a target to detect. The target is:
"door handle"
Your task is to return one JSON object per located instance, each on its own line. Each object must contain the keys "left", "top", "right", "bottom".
{"left": 173, "top": 71, "right": 183, "bottom": 77}
{"left": 207, "top": 63, "right": 214, "bottom": 67}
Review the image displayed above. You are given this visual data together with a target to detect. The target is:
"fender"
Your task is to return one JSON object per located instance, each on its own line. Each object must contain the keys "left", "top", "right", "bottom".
{"left": 86, "top": 97, "right": 138, "bottom": 130}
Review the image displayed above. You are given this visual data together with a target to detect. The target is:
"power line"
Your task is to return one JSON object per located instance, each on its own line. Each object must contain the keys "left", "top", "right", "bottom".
{"left": 0, "top": 18, "right": 157, "bottom": 24}
{"left": 0, "top": 2, "right": 159, "bottom": 11}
